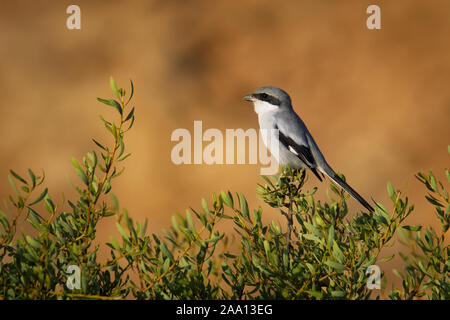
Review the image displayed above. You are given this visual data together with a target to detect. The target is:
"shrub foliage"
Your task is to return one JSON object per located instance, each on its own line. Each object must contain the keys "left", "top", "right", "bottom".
{"left": 0, "top": 78, "right": 448, "bottom": 299}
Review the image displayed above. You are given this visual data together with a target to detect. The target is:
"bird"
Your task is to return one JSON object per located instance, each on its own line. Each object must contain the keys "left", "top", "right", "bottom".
{"left": 244, "top": 86, "right": 374, "bottom": 213}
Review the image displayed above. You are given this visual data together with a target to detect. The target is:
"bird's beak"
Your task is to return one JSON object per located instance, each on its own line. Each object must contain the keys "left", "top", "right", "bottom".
{"left": 243, "top": 94, "right": 255, "bottom": 102}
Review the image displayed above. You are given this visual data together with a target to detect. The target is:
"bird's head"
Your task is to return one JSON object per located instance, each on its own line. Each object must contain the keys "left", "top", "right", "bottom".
{"left": 243, "top": 86, "right": 292, "bottom": 115}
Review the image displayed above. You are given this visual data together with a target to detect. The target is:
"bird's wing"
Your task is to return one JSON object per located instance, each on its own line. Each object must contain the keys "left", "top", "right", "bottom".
{"left": 275, "top": 124, "right": 323, "bottom": 182}
{"left": 274, "top": 110, "right": 374, "bottom": 213}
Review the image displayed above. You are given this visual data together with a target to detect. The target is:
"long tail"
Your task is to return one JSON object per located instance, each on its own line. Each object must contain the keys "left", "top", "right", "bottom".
{"left": 320, "top": 166, "right": 374, "bottom": 213}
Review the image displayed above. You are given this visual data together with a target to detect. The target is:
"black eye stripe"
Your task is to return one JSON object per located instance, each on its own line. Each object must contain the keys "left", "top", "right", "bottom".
{"left": 253, "top": 93, "right": 281, "bottom": 106}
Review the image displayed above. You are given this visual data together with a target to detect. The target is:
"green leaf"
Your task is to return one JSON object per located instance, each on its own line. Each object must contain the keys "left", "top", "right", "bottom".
{"left": 305, "top": 263, "right": 315, "bottom": 274}
{"left": 325, "top": 260, "right": 346, "bottom": 271}
{"left": 160, "top": 243, "right": 174, "bottom": 261}
{"left": 9, "top": 170, "right": 28, "bottom": 185}
{"left": 116, "top": 222, "right": 129, "bottom": 240}
{"left": 110, "top": 123, "right": 118, "bottom": 139}
{"left": 374, "top": 202, "right": 390, "bottom": 224}
{"left": 90, "top": 180, "right": 98, "bottom": 195}
{"left": 44, "top": 196, "right": 55, "bottom": 213}
{"left": 109, "top": 236, "right": 120, "bottom": 251}
{"left": 110, "top": 76, "right": 120, "bottom": 99}
{"left": 375, "top": 202, "right": 389, "bottom": 215}
{"left": 387, "top": 181, "right": 394, "bottom": 199}
{"left": 29, "top": 188, "right": 48, "bottom": 206}
{"left": 329, "top": 183, "right": 341, "bottom": 197}
{"left": 239, "top": 193, "right": 249, "bottom": 219}
{"left": 8, "top": 175, "right": 19, "bottom": 195}
{"left": 112, "top": 167, "right": 125, "bottom": 179}
{"left": 87, "top": 151, "right": 98, "bottom": 168}
{"left": 102, "top": 211, "right": 115, "bottom": 217}
{"left": 201, "top": 198, "right": 209, "bottom": 215}
{"left": 261, "top": 175, "right": 275, "bottom": 188}
{"left": 162, "top": 258, "right": 171, "bottom": 273}
{"left": 97, "top": 98, "right": 122, "bottom": 115}
{"left": 102, "top": 179, "right": 112, "bottom": 194}
{"left": 303, "top": 234, "right": 323, "bottom": 243}
{"left": 429, "top": 174, "right": 438, "bottom": 192}
{"left": 328, "top": 225, "right": 335, "bottom": 245}
{"left": 27, "top": 206, "right": 44, "bottom": 221}
{"left": 126, "top": 79, "right": 134, "bottom": 105}
{"left": 418, "top": 261, "right": 430, "bottom": 275}
{"left": 74, "top": 168, "right": 88, "bottom": 185}
{"left": 186, "top": 210, "right": 194, "bottom": 230}
{"left": 98, "top": 114, "right": 112, "bottom": 126}
{"left": 220, "top": 191, "right": 233, "bottom": 208}
{"left": 205, "top": 233, "right": 224, "bottom": 243}
{"left": 304, "top": 221, "right": 320, "bottom": 237}
{"left": 118, "top": 137, "right": 125, "bottom": 158}
{"left": 125, "top": 115, "right": 135, "bottom": 131}
{"left": 171, "top": 215, "right": 179, "bottom": 232}
{"left": 263, "top": 240, "right": 270, "bottom": 256}
{"left": 25, "top": 235, "right": 41, "bottom": 249}
{"left": 332, "top": 241, "right": 345, "bottom": 263}
{"left": 71, "top": 157, "right": 83, "bottom": 171}
{"left": 125, "top": 107, "right": 135, "bottom": 122}
{"left": 402, "top": 225, "right": 422, "bottom": 231}
{"left": 331, "top": 290, "right": 346, "bottom": 298}
{"left": 306, "top": 290, "right": 323, "bottom": 299}
{"left": 92, "top": 138, "right": 108, "bottom": 151}
{"left": 380, "top": 254, "right": 395, "bottom": 263}
{"left": 271, "top": 220, "right": 281, "bottom": 234}
{"left": 425, "top": 195, "right": 443, "bottom": 207}
{"left": 117, "top": 152, "right": 131, "bottom": 162}
{"left": 28, "top": 169, "right": 36, "bottom": 188}
{"left": 110, "top": 193, "right": 119, "bottom": 211}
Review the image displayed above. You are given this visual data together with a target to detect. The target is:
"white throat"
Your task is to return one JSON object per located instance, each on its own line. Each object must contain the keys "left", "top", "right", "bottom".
{"left": 253, "top": 100, "right": 279, "bottom": 116}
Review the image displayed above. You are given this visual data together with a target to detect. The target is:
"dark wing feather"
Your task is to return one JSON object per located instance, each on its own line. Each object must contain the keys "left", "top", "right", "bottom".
{"left": 327, "top": 172, "right": 375, "bottom": 213}
{"left": 276, "top": 125, "right": 323, "bottom": 182}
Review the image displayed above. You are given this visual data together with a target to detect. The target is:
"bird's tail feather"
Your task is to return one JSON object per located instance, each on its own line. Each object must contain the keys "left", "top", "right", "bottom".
{"left": 320, "top": 167, "right": 374, "bottom": 213}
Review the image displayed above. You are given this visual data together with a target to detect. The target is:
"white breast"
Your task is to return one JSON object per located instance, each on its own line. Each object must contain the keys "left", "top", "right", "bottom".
{"left": 253, "top": 100, "right": 279, "bottom": 115}
{"left": 256, "top": 117, "right": 281, "bottom": 164}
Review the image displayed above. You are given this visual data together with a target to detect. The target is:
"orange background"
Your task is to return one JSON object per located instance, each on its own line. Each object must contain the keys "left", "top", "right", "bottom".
{"left": 0, "top": 0, "right": 449, "bottom": 293}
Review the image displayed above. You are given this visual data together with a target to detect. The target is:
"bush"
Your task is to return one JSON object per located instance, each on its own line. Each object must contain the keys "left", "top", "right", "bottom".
{"left": 0, "top": 78, "right": 448, "bottom": 299}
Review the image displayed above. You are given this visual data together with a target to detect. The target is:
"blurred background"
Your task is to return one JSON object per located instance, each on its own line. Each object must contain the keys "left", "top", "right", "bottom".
{"left": 0, "top": 0, "right": 448, "bottom": 292}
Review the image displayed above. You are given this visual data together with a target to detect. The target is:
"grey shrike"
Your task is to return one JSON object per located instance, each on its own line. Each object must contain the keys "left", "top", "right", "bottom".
{"left": 244, "top": 86, "right": 374, "bottom": 213}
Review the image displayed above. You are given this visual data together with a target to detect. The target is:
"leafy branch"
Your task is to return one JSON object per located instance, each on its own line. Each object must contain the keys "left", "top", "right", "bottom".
{"left": 0, "top": 78, "right": 447, "bottom": 300}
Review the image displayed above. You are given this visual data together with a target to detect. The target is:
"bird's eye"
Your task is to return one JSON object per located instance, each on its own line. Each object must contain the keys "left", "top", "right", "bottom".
{"left": 260, "top": 93, "right": 268, "bottom": 99}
